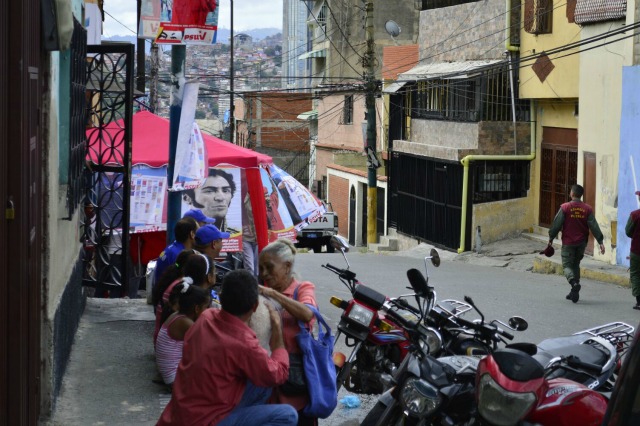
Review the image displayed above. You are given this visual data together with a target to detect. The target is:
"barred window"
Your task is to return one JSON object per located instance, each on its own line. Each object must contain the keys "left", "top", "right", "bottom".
{"left": 412, "top": 64, "right": 529, "bottom": 122}
{"left": 342, "top": 95, "right": 353, "bottom": 125}
{"left": 524, "top": 0, "right": 553, "bottom": 34}
{"left": 472, "top": 161, "right": 530, "bottom": 203}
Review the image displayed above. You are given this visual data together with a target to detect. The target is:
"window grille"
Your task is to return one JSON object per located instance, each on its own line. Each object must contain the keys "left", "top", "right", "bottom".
{"left": 471, "top": 160, "right": 530, "bottom": 203}
{"left": 341, "top": 95, "right": 354, "bottom": 125}
{"left": 524, "top": 0, "right": 553, "bottom": 34}
{"left": 411, "top": 63, "right": 529, "bottom": 122}
{"left": 67, "top": 18, "right": 88, "bottom": 218}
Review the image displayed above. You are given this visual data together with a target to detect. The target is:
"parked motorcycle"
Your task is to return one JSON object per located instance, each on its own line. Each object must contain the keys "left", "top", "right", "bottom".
{"left": 475, "top": 322, "right": 635, "bottom": 426}
{"left": 360, "top": 273, "right": 525, "bottom": 425}
{"left": 325, "top": 236, "right": 527, "bottom": 394}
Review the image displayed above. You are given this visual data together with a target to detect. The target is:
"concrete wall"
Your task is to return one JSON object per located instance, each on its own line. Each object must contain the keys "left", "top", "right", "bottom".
{"left": 519, "top": 0, "right": 580, "bottom": 99}
{"left": 328, "top": 174, "right": 350, "bottom": 239}
{"left": 396, "top": 120, "right": 531, "bottom": 161}
{"left": 40, "top": 4, "right": 89, "bottom": 415}
{"left": 472, "top": 197, "right": 535, "bottom": 247}
{"left": 418, "top": 0, "right": 506, "bottom": 63}
{"left": 580, "top": 19, "right": 632, "bottom": 265}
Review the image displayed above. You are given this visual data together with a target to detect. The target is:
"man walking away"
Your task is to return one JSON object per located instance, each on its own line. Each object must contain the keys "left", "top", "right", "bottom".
{"left": 548, "top": 184, "right": 605, "bottom": 303}
{"left": 625, "top": 190, "right": 640, "bottom": 310}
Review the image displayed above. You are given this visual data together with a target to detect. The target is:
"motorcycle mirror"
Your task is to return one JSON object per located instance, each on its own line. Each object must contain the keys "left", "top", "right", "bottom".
{"left": 330, "top": 235, "right": 350, "bottom": 253}
{"left": 406, "top": 268, "right": 429, "bottom": 296}
{"left": 429, "top": 249, "right": 440, "bottom": 267}
{"left": 464, "top": 295, "right": 474, "bottom": 306}
{"left": 508, "top": 316, "right": 528, "bottom": 331}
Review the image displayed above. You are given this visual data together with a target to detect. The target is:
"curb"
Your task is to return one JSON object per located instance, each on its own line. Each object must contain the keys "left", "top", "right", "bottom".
{"left": 533, "top": 255, "right": 630, "bottom": 287}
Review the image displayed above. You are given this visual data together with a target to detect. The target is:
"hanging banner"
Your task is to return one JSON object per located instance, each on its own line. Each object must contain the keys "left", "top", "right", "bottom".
{"left": 181, "top": 166, "right": 243, "bottom": 252}
{"left": 138, "top": 0, "right": 162, "bottom": 39}
{"left": 259, "top": 167, "right": 296, "bottom": 242}
{"left": 154, "top": 0, "right": 220, "bottom": 45}
{"left": 170, "top": 83, "right": 208, "bottom": 191}
{"left": 267, "top": 164, "right": 326, "bottom": 231}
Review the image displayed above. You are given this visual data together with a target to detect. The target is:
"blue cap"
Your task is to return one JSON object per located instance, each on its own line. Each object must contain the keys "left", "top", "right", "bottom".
{"left": 195, "top": 224, "right": 231, "bottom": 245}
{"left": 183, "top": 209, "right": 216, "bottom": 224}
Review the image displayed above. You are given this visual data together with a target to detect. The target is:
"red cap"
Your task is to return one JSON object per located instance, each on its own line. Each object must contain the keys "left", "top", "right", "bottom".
{"left": 539, "top": 245, "right": 555, "bottom": 257}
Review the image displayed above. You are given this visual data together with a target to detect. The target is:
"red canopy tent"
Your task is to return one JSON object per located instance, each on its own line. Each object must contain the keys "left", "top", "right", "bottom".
{"left": 87, "top": 111, "right": 272, "bottom": 265}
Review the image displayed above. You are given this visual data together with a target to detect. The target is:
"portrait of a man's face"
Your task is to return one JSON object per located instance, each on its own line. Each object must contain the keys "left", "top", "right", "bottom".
{"left": 182, "top": 168, "right": 241, "bottom": 235}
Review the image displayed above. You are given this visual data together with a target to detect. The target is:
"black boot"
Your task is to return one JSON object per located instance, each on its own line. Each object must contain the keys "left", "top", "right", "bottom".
{"left": 566, "top": 280, "right": 580, "bottom": 303}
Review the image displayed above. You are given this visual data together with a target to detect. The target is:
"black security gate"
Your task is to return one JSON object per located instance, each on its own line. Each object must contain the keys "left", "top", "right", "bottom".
{"left": 82, "top": 43, "right": 134, "bottom": 295}
{"left": 389, "top": 152, "right": 470, "bottom": 250}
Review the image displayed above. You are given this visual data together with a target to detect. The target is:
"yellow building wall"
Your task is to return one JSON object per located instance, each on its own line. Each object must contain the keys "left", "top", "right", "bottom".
{"left": 519, "top": 0, "right": 581, "bottom": 99}
{"left": 472, "top": 196, "right": 535, "bottom": 247}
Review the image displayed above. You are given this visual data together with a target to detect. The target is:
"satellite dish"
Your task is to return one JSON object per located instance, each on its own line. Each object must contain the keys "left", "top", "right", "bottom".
{"left": 385, "top": 20, "right": 401, "bottom": 38}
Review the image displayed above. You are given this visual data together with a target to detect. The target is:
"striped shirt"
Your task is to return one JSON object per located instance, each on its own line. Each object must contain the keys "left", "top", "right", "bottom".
{"left": 156, "top": 314, "right": 187, "bottom": 385}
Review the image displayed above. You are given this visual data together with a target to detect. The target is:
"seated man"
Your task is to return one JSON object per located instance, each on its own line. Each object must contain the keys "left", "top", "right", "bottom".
{"left": 155, "top": 217, "right": 198, "bottom": 282}
{"left": 158, "top": 270, "right": 297, "bottom": 426}
{"left": 183, "top": 208, "right": 216, "bottom": 227}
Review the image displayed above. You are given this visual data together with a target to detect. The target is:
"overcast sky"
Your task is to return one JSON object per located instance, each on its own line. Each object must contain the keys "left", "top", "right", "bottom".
{"left": 102, "top": 0, "right": 283, "bottom": 37}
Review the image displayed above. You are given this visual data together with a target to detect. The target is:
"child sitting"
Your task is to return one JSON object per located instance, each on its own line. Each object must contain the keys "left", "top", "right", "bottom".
{"left": 155, "top": 279, "right": 211, "bottom": 388}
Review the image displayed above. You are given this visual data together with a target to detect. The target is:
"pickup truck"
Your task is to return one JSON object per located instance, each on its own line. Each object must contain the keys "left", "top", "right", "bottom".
{"left": 295, "top": 204, "right": 339, "bottom": 253}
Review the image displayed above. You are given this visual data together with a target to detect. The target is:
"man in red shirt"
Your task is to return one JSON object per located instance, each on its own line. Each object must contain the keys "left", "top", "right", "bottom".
{"left": 158, "top": 270, "right": 297, "bottom": 426}
{"left": 625, "top": 190, "right": 640, "bottom": 310}
{"left": 547, "top": 184, "right": 605, "bottom": 303}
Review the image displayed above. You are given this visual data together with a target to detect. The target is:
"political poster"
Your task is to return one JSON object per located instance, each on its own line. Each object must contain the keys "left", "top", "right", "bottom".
{"left": 153, "top": 0, "right": 220, "bottom": 45}
{"left": 267, "top": 164, "right": 326, "bottom": 231}
{"left": 170, "top": 83, "right": 208, "bottom": 191}
{"left": 130, "top": 165, "right": 168, "bottom": 233}
{"left": 138, "top": 0, "right": 162, "bottom": 39}
{"left": 181, "top": 166, "right": 243, "bottom": 252}
{"left": 259, "top": 167, "right": 296, "bottom": 243}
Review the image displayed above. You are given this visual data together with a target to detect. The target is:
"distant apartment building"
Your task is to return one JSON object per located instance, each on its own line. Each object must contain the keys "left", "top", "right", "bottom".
{"left": 282, "top": 0, "right": 312, "bottom": 90}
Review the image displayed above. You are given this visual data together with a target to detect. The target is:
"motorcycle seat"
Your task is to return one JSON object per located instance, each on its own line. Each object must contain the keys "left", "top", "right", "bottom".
{"left": 533, "top": 343, "right": 607, "bottom": 371}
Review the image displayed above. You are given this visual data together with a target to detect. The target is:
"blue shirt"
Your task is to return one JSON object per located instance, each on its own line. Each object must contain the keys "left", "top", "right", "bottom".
{"left": 155, "top": 241, "right": 185, "bottom": 282}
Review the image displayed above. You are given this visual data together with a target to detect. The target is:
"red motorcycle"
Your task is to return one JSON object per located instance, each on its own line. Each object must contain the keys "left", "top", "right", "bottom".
{"left": 475, "top": 322, "right": 635, "bottom": 426}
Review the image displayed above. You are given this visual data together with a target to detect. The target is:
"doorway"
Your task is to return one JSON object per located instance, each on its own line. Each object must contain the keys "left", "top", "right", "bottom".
{"left": 539, "top": 127, "right": 578, "bottom": 227}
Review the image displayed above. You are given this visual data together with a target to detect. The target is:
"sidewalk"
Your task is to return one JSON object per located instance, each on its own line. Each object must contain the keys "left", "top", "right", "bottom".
{"left": 399, "top": 234, "right": 630, "bottom": 288}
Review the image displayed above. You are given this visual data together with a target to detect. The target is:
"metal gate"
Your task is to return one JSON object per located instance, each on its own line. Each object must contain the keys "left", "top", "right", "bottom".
{"left": 389, "top": 152, "right": 470, "bottom": 250}
{"left": 82, "top": 43, "right": 134, "bottom": 295}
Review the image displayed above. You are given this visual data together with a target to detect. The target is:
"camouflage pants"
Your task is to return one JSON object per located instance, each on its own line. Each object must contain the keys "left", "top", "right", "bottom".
{"left": 561, "top": 242, "right": 586, "bottom": 285}
{"left": 630, "top": 252, "right": 640, "bottom": 297}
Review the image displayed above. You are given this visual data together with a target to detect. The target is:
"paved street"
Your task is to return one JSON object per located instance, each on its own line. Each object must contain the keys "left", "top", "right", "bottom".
{"left": 47, "top": 240, "right": 640, "bottom": 426}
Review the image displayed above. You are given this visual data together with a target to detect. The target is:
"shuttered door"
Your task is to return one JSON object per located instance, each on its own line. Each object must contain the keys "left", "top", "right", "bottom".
{"left": 539, "top": 127, "right": 578, "bottom": 226}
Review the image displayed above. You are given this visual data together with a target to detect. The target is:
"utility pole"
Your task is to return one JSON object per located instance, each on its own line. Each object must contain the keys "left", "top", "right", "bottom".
{"left": 136, "top": 0, "right": 146, "bottom": 95}
{"left": 229, "top": 0, "right": 235, "bottom": 144}
{"left": 364, "top": 0, "right": 378, "bottom": 245}
{"left": 149, "top": 43, "right": 159, "bottom": 112}
{"left": 166, "top": 45, "right": 186, "bottom": 243}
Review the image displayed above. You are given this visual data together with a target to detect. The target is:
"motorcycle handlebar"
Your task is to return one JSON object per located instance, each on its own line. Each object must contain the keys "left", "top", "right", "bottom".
{"left": 323, "top": 263, "right": 357, "bottom": 281}
{"left": 383, "top": 305, "right": 418, "bottom": 331}
{"left": 455, "top": 316, "right": 514, "bottom": 341}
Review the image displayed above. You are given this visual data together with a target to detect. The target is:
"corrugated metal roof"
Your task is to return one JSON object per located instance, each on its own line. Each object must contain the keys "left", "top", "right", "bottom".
{"left": 398, "top": 60, "right": 505, "bottom": 81}
{"left": 575, "top": 0, "right": 626, "bottom": 24}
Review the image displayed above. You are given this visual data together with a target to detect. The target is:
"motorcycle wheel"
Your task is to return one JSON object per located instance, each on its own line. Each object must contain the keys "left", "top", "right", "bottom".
{"left": 361, "top": 401, "right": 407, "bottom": 426}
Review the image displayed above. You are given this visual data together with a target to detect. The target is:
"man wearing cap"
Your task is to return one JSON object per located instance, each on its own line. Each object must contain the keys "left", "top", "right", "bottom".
{"left": 194, "top": 224, "right": 231, "bottom": 262}
{"left": 183, "top": 208, "right": 216, "bottom": 227}
{"left": 155, "top": 218, "right": 199, "bottom": 282}
{"left": 625, "top": 191, "right": 640, "bottom": 310}
{"left": 548, "top": 184, "right": 605, "bottom": 303}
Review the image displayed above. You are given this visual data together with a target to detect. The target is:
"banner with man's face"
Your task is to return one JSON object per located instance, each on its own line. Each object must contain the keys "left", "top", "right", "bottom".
{"left": 181, "top": 166, "right": 243, "bottom": 252}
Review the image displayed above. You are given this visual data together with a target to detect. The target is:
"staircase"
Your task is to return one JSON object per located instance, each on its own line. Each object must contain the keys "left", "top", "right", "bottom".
{"left": 368, "top": 235, "right": 399, "bottom": 252}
